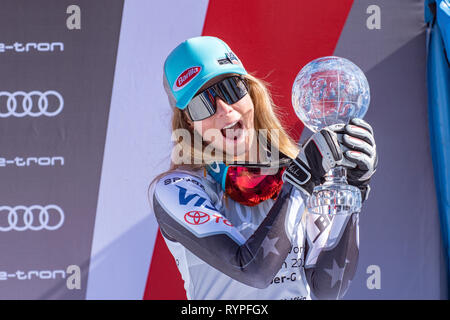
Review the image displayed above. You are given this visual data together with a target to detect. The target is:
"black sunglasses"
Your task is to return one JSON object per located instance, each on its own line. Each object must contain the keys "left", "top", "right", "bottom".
{"left": 186, "top": 76, "right": 248, "bottom": 121}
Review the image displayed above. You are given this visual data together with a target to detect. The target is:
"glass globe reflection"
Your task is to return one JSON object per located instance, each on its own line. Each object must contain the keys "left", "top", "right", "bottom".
{"left": 292, "top": 56, "right": 370, "bottom": 132}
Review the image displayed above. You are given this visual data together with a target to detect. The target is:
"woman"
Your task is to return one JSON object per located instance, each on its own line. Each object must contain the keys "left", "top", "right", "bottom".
{"left": 150, "top": 36, "right": 377, "bottom": 300}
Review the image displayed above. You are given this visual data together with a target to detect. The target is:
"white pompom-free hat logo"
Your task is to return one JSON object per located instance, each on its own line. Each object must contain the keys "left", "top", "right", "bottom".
{"left": 172, "top": 66, "right": 202, "bottom": 92}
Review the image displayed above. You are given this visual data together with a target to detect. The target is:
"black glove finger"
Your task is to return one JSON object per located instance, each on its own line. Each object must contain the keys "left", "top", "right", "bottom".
{"left": 333, "top": 132, "right": 345, "bottom": 147}
{"left": 329, "top": 141, "right": 356, "bottom": 168}
{"left": 328, "top": 124, "right": 347, "bottom": 149}
{"left": 342, "top": 134, "right": 375, "bottom": 158}
{"left": 345, "top": 122, "right": 375, "bottom": 147}
{"left": 327, "top": 123, "right": 346, "bottom": 134}
{"left": 316, "top": 128, "right": 343, "bottom": 162}
{"left": 344, "top": 150, "right": 371, "bottom": 171}
{"left": 350, "top": 118, "right": 374, "bottom": 136}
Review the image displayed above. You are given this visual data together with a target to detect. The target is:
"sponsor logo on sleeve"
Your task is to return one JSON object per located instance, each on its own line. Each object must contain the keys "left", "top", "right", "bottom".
{"left": 176, "top": 186, "right": 217, "bottom": 211}
{"left": 184, "top": 211, "right": 210, "bottom": 225}
{"left": 184, "top": 211, "right": 234, "bottom": 227}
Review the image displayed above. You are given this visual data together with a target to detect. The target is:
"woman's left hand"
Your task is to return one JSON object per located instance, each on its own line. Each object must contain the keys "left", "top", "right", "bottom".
{"left": 330, "top": 118, "right": 378, "bottom": 201}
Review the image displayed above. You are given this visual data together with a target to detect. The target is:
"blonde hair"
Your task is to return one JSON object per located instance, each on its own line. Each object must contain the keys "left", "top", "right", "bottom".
{"left": 168, "top": 74, "right": 298, "bottom": 171}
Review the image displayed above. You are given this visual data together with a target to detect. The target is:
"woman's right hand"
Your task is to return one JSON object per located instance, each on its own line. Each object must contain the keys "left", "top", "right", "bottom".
{"left": 282, "top": 127, "right": 343, "bottom": 195}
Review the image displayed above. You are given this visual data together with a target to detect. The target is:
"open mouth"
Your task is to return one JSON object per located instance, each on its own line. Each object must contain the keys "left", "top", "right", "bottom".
{"left": 221, "top": 120, "right": 244, "bottom": 141}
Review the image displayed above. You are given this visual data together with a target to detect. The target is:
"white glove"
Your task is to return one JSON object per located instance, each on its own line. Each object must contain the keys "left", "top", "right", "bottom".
{"left": 283, "top": 127, "right": 343, "bottom": 195}
{"left": 329, "top": 118, "right": 378, "bottom": 201}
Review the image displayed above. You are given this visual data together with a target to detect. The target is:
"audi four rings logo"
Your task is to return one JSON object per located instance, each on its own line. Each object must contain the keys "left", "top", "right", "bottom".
{"left": 184, "top": 211, "right": 210, "bottom": 225}
{"left": 0, "top": 91, "right": 64, "bottom": 118}
{"left": 0, "top": 205, "right": 65, "bottom": 231}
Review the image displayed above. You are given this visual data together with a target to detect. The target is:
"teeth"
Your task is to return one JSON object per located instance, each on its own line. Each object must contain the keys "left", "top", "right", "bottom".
{"left": 222, "top": 121, "right": 238, "bottom": 130}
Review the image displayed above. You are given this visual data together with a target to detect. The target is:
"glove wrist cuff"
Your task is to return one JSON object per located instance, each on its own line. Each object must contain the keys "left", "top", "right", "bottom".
{"left": 282, "top": 158, "right": 318, "bottom": 195}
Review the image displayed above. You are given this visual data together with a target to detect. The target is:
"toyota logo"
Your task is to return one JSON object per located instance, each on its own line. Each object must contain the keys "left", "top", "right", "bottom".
{"left": 0, "top": 91, "right": 64, "bottom": 118}
{"left": 184, "top": 211, "right": 210, "bottom": 225}
{"left": 0, "top": 205, "right": 65, "bottom": 231}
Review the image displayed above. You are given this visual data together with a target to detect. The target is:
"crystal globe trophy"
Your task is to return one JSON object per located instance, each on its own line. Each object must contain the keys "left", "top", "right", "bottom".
{"left": 292, "top": 56, "right": 370, "bottom": 215}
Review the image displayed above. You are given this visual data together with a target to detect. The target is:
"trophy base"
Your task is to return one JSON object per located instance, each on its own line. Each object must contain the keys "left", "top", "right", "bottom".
{"left": 306, "top": 167, "right": 362, "bottom": 215}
